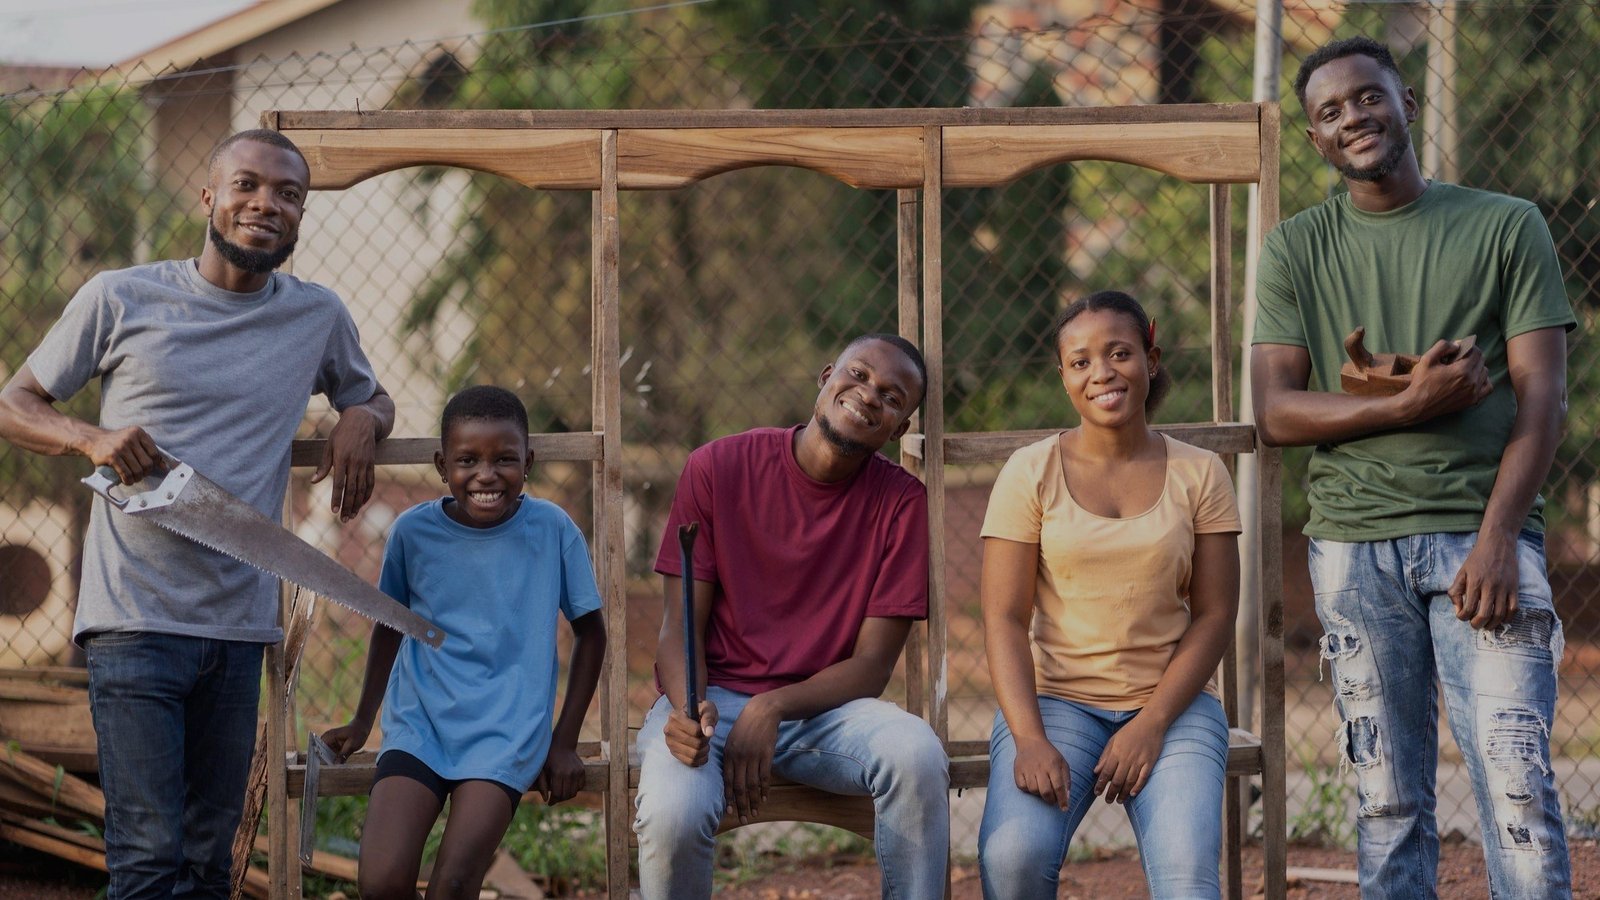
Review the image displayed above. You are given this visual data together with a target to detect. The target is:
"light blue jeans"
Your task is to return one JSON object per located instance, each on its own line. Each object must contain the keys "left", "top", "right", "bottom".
{"left": 978, "top": 692, "right": 1229, "bottom": 900}
{"left": 1309, "top": 531, "right": 1571, "bottom": 899}
{"left": 633, "top": 686, "right": 949, "bottom": 900}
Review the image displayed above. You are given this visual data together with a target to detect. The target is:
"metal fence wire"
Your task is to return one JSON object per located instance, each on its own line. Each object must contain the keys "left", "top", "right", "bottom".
{"left": 1, "top": 0, "right": 1596, "bottom": 866}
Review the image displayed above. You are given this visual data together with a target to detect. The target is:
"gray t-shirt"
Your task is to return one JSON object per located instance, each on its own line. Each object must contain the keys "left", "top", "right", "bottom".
{"left": 29, "top": 258, "right": 380, "bottom": 644}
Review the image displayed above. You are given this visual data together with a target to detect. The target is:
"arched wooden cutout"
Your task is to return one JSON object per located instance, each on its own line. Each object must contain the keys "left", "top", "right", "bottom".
{"left": 943, "top": 121, "right": 1261, "bottom": 186}
{"left": 617, "top": 127, "right": 924, "bottom": 189}
{"left": 281, "top": 118, "right": 1260, "bottom": 192}
{"left": 290, "top": 128, "right": 602, "bottom": 190}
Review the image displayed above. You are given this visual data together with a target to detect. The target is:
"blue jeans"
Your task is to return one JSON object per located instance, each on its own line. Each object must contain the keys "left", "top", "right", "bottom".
{"left": 633, "top": 686, "right": 949, "bottom": 899}
{"left": 85, "top": 632, "right": 264, "bottom": 900}
{"left": 1309, "top": 532, "right": 1571, "bottom": 899}
{"left": 978, "top": 692, "right": 1229, "bottom": 900}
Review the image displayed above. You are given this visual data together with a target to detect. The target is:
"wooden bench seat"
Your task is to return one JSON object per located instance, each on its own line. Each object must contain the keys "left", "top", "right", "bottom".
{"left": 287, "top": 726, "right": 1262, "bottom": 842}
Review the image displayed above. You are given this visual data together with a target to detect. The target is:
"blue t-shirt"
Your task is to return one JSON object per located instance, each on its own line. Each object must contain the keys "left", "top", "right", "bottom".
{"left": 377, "top": 496, "right": 602, "bottom": 789}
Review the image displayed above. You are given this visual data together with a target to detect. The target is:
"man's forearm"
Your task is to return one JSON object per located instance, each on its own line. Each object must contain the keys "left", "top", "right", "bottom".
{"left": 347, "top": 389, "right": 395, "bottom": 441}
{"left": 1479, "top": 381, "right": 1565, "bottom": 539}
{"left": 0, "top": 378, "right": 96, "bottom": 457}
{"left": 1480, "top": 329, "right": 1568, "bottom": 540}
{"left": 754, "top": 654, "right": 898, "bottom": 723}
{"left": 1254, "top": 385, "right": 1414, "bottom": 447}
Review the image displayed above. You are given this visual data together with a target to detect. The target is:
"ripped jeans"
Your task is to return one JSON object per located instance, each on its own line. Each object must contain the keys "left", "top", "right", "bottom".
{"left": 1310, "top": 532, "right": 1571, "bottom": 899}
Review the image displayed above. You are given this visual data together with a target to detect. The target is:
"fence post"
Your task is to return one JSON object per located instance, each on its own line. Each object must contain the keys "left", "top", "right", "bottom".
{"left": 1423, "top": 0, "right": 1461, "bottom": 182}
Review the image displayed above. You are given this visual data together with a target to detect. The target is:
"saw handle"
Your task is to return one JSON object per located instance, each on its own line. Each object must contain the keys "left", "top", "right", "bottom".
{"left": 83, "top": 447, "right": 176, "bottom": 507}
{"left": 83, "top": 466, "right": 133, "bottom": 508}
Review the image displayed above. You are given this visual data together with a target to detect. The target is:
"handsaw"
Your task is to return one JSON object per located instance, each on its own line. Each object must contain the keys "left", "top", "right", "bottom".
{"left": 83, "top": 454, "right": 445, "bottom": 648}
{"left": 299, "top": 731, "right": 335, "bottom": 866}
{"left": 678, "top": 522, "right": 699, "bottom": 719}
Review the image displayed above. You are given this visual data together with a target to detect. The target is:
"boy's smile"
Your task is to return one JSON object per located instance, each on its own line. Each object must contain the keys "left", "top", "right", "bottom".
{"left": 434, "top": 417, "right": 533, "bottom": 529}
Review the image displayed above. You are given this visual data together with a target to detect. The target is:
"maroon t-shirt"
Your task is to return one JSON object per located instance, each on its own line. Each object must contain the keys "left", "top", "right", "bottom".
{"left": 654, "top": 425, "right": 929, "bottom": 695}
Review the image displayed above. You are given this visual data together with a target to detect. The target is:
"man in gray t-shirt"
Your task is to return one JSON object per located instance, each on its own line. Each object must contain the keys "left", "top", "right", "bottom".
{"left": 0, "top": 129, "right": 394, "bottom": 899}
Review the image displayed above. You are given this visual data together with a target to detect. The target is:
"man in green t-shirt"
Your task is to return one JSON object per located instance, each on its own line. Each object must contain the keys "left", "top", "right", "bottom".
{"left": 1251, "top": 36, "right": 1574, "bottom": 898}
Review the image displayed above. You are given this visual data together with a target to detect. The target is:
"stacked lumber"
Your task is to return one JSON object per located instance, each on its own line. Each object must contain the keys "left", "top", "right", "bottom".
{"left": 0, "top": 667, "right": 96, "bottom": 772}
{"left": 0, "top": 740, "right": 277, "bottom": 897}
{"left": 0, "top": 620, "right": 546, "bottom": 898}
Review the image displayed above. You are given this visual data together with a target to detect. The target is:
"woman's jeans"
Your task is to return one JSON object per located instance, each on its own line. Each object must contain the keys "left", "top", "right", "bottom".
{"left": 1309, "top": 531, "right": 1571, "bottom": 899}
{"left": 633, "top": 686, "right": 949, "bottom": 900}
{"left": 978, "top": 692, "right": 1229, "bottom": 899}
{"left": 86, "top": 632, "right": 263, "bottom": 900}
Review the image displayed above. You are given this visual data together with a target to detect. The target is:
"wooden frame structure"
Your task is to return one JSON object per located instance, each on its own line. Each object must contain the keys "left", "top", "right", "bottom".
{"left": 262, "top": 103, "right": 1285, "bottom": 900}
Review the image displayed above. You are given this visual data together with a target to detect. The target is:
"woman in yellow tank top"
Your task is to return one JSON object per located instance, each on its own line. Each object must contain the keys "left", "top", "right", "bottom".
{"left": 977, "top": 290, "right": 1241, "bottom": 899}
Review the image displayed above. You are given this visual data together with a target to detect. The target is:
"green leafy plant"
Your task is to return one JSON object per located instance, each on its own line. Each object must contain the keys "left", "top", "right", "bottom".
{"left": 1287, "top": 747, "right": 1357, "bottom": 850}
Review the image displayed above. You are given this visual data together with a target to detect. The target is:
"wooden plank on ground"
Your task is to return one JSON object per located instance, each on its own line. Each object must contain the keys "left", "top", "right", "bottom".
{"left": 0, "top": 779, "right": 66, "bottom": 818}
{"left": 485, "top": 849, "right": 547, "bottom": 900}
{"left": 0, "top": 700, "right": 96, "bottom": 764}
{"left": 0, "top": 667, "right": 89, "bottom": 686}
{"left": 252, "top": 834, "right": 357, "bottom": 883}
{"left": 0, "top": 744, "right": 104, "bottom": 820}
{"left": 1288, "top": 867, "right": 1359, "bottom": 885}
{"left": 944, "top": 121, "right": 1260, "bottom": 186}
{"left": 0, "top": 680, "right": 86, "bottom": 703}
{"left": 0, "top": 809, "right": 100, "bottom": 851}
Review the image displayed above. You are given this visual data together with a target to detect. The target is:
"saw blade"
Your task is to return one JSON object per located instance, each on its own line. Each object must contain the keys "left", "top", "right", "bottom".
{"left": 110, "top": 464, "right": 445, "bottom": 648}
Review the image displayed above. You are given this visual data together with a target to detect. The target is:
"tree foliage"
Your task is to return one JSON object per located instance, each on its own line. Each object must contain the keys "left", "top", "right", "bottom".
{"left": 0, "top": 88, "right": 157, "bottom": 505}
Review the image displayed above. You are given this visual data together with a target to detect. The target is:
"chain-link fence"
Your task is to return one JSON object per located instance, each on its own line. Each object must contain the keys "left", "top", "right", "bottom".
{"left": 1, "top": 0, "right": 1595, "bottom": 871}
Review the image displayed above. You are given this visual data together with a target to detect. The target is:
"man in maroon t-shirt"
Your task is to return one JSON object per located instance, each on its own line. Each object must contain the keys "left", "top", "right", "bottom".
{"left": 633, "top": 334, "right": 948, "bottom": 900}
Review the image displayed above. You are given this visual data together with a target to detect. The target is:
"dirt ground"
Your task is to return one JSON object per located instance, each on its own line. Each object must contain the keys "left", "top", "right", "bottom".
{"left": 5, "top": 840, "right": 1598, "bottom": 898}
{"left": 710, "top": 840, "right": 1600, "bottom": 899}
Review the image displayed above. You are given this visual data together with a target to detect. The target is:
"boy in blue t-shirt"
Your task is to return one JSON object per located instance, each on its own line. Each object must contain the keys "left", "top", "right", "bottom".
{"left": 325, "top": 385, "right": 606, "bottom": 898}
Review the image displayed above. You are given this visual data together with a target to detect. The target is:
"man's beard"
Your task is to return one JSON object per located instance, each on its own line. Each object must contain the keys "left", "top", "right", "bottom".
{"left": 208, "top": 219, "right": 296, "bottom": 274}
{"left": 816, "top": 412, "right": 872, "bottom": 457}
{"left": 1337, "top": 126, "right": 1411, "bottom": 182}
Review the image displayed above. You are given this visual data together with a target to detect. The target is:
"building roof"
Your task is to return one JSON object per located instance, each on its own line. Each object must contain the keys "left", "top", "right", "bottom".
{"left": 117, "top": 0, "right": 345, "bottom": 73}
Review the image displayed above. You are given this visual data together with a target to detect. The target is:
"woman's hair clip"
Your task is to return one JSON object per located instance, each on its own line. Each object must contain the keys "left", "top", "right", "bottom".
{"left": 1147, "top": 317, "right": 1157, "bottom": 348}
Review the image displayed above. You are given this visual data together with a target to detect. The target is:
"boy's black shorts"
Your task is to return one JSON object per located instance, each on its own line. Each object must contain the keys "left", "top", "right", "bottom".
{"left": 372, "top": 748, "right": 524, "bottom": 807}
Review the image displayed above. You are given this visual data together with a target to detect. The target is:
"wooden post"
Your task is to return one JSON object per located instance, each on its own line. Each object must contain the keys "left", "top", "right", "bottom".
{"left": 1212, "top": 179, "right": 1242, "bottom": 900}
{"left": 1209, "top": 183, "right": 1234, "bottom": 425}
{"left": 265, "top": 606, "right": 290, "bottom": 900}
{"left": 1259, "top": 444, "right": 1287, "bottom": 900}
{"left": 1211, "top": 182, "right": 1244, "bottom": 900}
{"left": 1423, "top": 1, "right": 1460, "bottom": 183}
{"left": 1255, "top": 99, "right": 1285, "bottom": 900}
{"left": 896, "top": 187, "right": 928, "bottom": 720}
{"left": 591, "top": 128, "right": 630, "bottom": 900}
{"left": 920, "top": 126, "right": 947, "bottom": 744}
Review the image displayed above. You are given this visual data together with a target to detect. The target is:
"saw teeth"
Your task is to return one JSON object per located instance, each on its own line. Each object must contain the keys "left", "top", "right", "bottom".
{"left": 146, "top": 520, "right": 438, "bottom": 644}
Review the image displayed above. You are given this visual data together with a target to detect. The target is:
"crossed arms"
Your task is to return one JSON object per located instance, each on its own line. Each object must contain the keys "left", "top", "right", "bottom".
{"left": 1251, "top": 327, "right": 1568, "bottom": 629}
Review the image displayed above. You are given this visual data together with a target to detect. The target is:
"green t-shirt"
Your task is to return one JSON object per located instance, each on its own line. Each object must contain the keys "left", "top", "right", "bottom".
{"left": 1252, "top": 182, "right": 1575, "bottom": 541}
